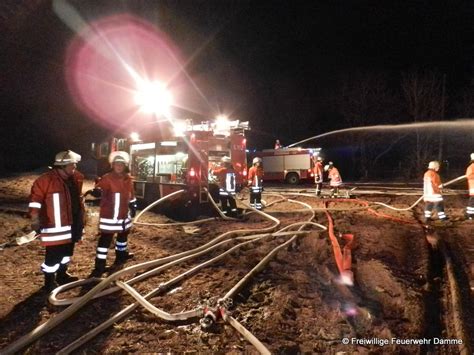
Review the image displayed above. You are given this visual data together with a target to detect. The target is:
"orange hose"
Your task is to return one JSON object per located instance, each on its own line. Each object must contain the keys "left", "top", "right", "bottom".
{"left": 324, "top": 201, "right": 355, "bottom": 284}
{"left": 323, "top": 196, "right": 418, "bottom": 285}
{"left": 326, "top": 198, "right": 416, "bottom": 225}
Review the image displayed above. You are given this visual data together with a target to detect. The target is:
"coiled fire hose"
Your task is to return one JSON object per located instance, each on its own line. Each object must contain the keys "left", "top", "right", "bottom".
{"left": 110, "top": 200, "right": 323, "bottom": 355}
{"left": 2, "top": 188, "right": 282, "bottom": 354}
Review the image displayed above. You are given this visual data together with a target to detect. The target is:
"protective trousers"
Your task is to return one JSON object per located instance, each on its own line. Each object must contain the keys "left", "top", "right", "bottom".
{"left": 42, "top": 242, "right": 75, "bottom": 275}
{"left": 94, "top": 231, "right": 130, "bottom": 271}
{"left": 466, "top": 196, "right": 474, "bottom": 219}
{"left": 219, "top": 189, "right": 237, "bottom": 216}
{"left": 315, "top": 182, "right": 323, "bottom": 196}
{"left": 250, "top": 189, "right": 262, "bottom": 210}
{"left": 424, "top": 201, "right": 447, "bottom": 221}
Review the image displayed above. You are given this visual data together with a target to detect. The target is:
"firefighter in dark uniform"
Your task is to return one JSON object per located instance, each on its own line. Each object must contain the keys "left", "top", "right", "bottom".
{"left": 212, "top": 156, "right": 238, "bottom": 216}
{"left": 28, "top": 150, "right": 85, "bottom": 291}
{"left": 90, "top": 151, "right": 137, "bottom": 277}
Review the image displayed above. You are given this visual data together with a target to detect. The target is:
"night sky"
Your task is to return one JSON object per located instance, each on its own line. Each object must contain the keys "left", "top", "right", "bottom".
{"left": 0, "top": 0, "right": 473, "bottom": 174}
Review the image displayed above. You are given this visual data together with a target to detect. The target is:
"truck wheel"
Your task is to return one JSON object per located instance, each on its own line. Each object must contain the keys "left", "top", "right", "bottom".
{"left": 285, "top": 172, "right": 300, "bottom": 185}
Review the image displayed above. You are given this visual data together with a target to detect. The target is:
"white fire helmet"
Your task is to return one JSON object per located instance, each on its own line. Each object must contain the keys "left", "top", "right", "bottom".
{"left": 252, "top": 157, "right": 262, "bottom": 164}
{"left": 221, "top": 156, "right": 231, "bottom": 163}
{"left": 109, "top": 151, "right": 130, "bottom": 165}
{"left": 428, "top": 161, "right": 440, "bottom": 170}
{"left": 54, "top": 150, "right": 81, "bottom": 166}
{"left": 471, "top": 153, "right": 474, "bottom": 161}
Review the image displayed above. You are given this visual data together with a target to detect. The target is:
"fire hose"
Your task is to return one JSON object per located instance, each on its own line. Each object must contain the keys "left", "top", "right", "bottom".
{"left": 266, "top": 174, "right": 466, "bottom": 213}
{"left": 2, "top": 187, "right": 287, "bottom": 354}
{"left": 133, "top": 188, "right": 236, "bottom": 227}
{"left": 1, "top": 188, "right": 282, "bottom": 354}
{"left": 55, "top": 201, "right": 319, "bottom": 354}
{"left": 109, "top": 200, "right": 322, "bottom": 355}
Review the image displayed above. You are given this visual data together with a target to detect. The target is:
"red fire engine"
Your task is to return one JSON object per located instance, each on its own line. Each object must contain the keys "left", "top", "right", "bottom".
{"left": 251, "top": 147, "right": 322, "bottom": 184}
{"left": 91, "top": 119, "right": 249, "bottom": 219}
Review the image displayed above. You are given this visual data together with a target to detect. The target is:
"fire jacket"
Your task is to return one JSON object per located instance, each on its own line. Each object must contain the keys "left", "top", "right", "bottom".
{"left": 96, "top": 172, "right": 136, "bottom": 232}
{"left": 423, "top": 169, "right": 443, "bottom": 202}
{"left": 466, "top": 162, "right": 474, "bottom": 196}
{"left": 314, "top": 162, "right": 323, "bottom": 183}
{"left": 213, "top": 166, "right": 236, "bottom": 195}
{"left": 29, "top": 169, "right": 84, "bottom": 246}
{"left": 248, "top": 166, "right": 264, "bottom": 192}
{"left": 328, "top": 167, "right": 342, "bottom": 187}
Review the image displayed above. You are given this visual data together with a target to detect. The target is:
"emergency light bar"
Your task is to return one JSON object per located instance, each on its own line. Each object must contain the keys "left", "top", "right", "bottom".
{"left": 161, "top": 141, "right": 178, "bottom": 146}
{"left": 184, "top": 120, "right": 250, "bottom": 135}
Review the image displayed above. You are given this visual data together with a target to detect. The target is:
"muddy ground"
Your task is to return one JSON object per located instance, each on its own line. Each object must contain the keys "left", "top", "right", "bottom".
{"left": 0, "top": 175, "right": 472, "bottom": 354}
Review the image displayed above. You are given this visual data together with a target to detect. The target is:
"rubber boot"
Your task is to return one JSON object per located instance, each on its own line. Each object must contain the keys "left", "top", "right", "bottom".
{"left": 43, "top": 273, "right": 58, "bottom": 292}
{"left": 90, "top": 258, "right": 106, "bottom": 278}
{"left": 56, "top": 264, "right": 79, "bottom": 285}
{"left": 114, "top": 250, "right": 134, "bottom": 264}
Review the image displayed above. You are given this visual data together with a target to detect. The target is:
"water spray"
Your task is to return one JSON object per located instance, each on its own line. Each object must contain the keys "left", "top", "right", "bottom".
{"left": 287, "top": 119, "right": 474, "bottom": 148}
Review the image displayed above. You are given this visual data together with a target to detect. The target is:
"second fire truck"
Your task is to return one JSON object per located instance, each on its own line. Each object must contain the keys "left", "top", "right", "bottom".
{"left": 251, "top": 147, "right": 322, "bottom": 184}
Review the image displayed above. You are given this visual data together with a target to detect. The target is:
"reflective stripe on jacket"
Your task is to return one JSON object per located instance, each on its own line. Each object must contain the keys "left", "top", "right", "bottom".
{"left": 328, "top": 167, "right": 342, "bottom": 187}
{"left": 213, "top": 167, "right": 236, "bottom": 194}
{"left": 96, "top": 172, "right": 135, "bottom": 232}
{"left": 248, "top": 166, "right": 264, "bottom": 192}
{"left": 28, "top": 169, "right": 84, "bottom": 246}
{"left": 314, "top": 162, "right": 323, "bottom": 183}
{"left": 423, "top": 169, "right": 443, "bottom": 202}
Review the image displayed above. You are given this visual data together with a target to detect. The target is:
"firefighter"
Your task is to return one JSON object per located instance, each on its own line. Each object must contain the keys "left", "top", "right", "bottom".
{"left": 248, "top": 157, "right": 264, "bottom": 210}
{"left": 90, "top": 151, "right": 137, "bottom": 276}
{"left": 423, "top": 161, "right": 448, "bottom": 222}
{"left": 466, "top": 153, "right": 474, "bottom": 220}
{"left": 212, "top": 156, "right": 238, "bottom": 216}
{"left": 274, "top": 139, "right": 282, "bottom": 150}
{"left": 313, "top": 156, "right": 324, "bottom": 197}
{"left": 324, "top": 162, "right": 342, "bottom": 198}
{"left": 28, "top": 150, "right": 84, "bottom": 291}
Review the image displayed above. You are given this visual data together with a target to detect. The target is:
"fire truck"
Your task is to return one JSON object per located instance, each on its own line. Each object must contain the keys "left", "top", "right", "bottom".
{"left": 91, "top": 119, "right": 249, "bottom": 219}
{"left": 251, "top": 147, "right": 322, "bottom": 184}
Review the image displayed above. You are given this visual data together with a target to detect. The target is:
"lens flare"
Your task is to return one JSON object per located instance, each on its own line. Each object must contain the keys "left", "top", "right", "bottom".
{"left": 66, "top": 14, "right": 183, "bottom": 129}
{"left": 134, "top": 80, "right": 173, "bottom": 115}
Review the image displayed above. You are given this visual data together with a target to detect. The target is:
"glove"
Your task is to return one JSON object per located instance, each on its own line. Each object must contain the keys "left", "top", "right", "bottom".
{"left": 89, "top": 188, "right": 102, "bottom": 198}
{"left": 129, "top": 200, "right": 138, "bottom": 218}
{"left": 31, "top": 215, "right": 40, "bottom": 232}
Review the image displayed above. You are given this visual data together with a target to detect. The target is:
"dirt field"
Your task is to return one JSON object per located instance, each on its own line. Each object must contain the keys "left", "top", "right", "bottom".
{"left": 0, "top": 175, "right": 472, "bottom": 354}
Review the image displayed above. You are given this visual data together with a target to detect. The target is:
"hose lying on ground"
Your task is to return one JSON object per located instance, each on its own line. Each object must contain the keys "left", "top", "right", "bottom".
{"left": 56, "top": 200, "right": 317, "bottom": 354}
{"left": 2, "top": 189, "right": 281, "bottom": 354}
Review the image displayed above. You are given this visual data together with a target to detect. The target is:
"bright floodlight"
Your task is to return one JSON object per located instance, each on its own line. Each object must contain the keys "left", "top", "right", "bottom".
{"left": 134, "top": 81, "right": 172, "bottom": 115}
{"left": 172, "top": 120, "right": 187, "bottom": 137}
{"left": 215, "top": 114, "right": 228, "bottom": 122}
{"left": 130, "top": 132, "right": 140, "bottom": 141}
{"left": 214, "top": 114, "right": 232, "bottom": 136}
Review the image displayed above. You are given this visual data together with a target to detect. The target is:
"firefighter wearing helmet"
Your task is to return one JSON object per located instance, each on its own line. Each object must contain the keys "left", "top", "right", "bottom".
{"left": 324, "top": 161, "right": 342, "bottom": 198}
{"left": 28, "top": 150, "right": 85, "bottom": 291}
{"left": 423, "top": 161, "right": 449, "bottom": 222}
{"left": 313, "top": 155, "right": 324, "bottom": 197}
{"left": 274, "top": 139, "right": 282, "bottom": 150}
{"left": 248, "top": 157, "right": 264, "bottom": 210}
{"left": 212, "top": 156, "right": 238, "bottom": 216}
{"left": 90, "top": 151, "right": 137, "bottom": 276}
{"left": 465, "top": 153, "right": 474, "bottom": 220}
